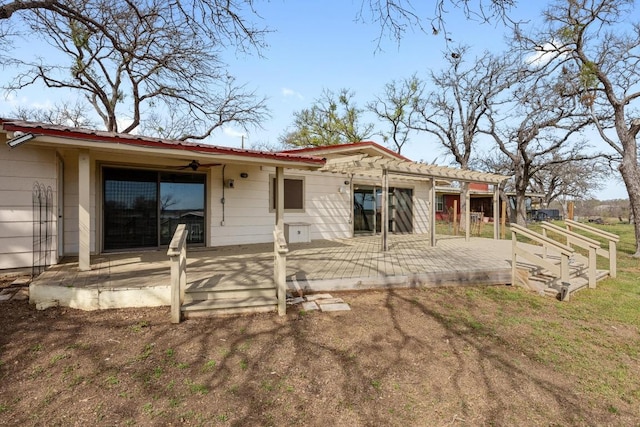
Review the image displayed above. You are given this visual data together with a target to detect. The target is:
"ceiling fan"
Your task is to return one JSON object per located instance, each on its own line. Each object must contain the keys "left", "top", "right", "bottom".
{"left": 175, "top": 160, "right": 220, "bottom": 171}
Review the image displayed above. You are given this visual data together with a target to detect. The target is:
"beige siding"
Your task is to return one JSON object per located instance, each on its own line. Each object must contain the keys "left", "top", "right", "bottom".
{"left": 208, "top": 166, "right": 352, "bottom": 246}
{"left": 0, "top": 143, "right": 59, "bottom": 270}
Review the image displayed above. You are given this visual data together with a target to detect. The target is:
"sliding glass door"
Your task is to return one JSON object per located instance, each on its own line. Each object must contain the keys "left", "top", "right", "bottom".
{"left": 353, "top": 185, "right": 413, "bottom": 234}
{"left": 103, "top": 168, "right": 205, "bottom": 251}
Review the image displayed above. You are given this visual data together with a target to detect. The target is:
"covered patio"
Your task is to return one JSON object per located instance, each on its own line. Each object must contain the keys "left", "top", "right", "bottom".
{"left": 29, "top": 234, "right": 515, "bottom": 311}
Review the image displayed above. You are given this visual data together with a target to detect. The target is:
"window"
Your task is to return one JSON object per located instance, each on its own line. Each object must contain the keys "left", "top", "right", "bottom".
{"left": 270, "top": 176, "right": 304, "bottom": 212}
{"left": 436, "top": 194, "right": 444, "bottom": 212}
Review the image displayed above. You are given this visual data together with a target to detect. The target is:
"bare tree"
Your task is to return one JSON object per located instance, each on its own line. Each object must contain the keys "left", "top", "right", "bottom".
{"left": 512, "top": 0, "right": 640, "bottom": 255}
{"left": 528, "top": 153, "right": 607, "bottom": 214}
{"left": 10, "top": 99, "right": 96, "bottom": 127}
{"left": 481, "top": 71, "right": 593, "bottom": 225}
{"left": 411, "top": 47, "right": 515, "bottom": 228}
{"left": 357, "top": 0, "right": 517, "bottom": 49}
{"left": 1, "top": 0, "right": 269, "bottom": 139}
{"left": 280, "top": 89, "right": 375, "bottom": 148}
{"left": 367, "top": 74, "right": 425, "bottom": 154}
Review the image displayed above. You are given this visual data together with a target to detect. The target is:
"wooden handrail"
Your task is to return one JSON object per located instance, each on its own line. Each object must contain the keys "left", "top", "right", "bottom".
{"left": 541, "top": 222, "right": 600, "bottom": 288}
{"left": 510, "top": 223, "right": 574, "bottom": 291}
{"left": 564, "top": 219, "right": 618, "bottom": 278}
{"left": 510, "top": 224, "right": 574, "bottom": 256}
{"left": 168, "top": 224, "right": 188, "bottom": 324}
{"left": 565, "top": 219, "right": 619, "bottom": 242}
{"left": 541, "top": 222, "right": 600, "bottom": 248}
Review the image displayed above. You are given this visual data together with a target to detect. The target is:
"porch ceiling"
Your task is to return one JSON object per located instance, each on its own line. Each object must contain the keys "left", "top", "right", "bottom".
{"left": 319, "top": 154, "right": 510, "bottom": 185}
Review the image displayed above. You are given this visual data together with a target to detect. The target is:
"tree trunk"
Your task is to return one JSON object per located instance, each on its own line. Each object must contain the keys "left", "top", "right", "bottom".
{"left": 619, "top": 157, "right": 640, "bottom": 257}
{"left": 515, "top": 189, "right": 528, "bottom": 226}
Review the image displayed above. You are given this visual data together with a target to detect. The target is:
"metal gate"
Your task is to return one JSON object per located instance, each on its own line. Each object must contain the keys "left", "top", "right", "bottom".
{"left": 32, "top": 182, "right": 54, "bottom": 277}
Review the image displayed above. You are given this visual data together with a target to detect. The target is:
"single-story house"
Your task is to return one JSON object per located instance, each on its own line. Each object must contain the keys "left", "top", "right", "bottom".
{"left": 0, "top": 119, "right": 509, "bottom": 273}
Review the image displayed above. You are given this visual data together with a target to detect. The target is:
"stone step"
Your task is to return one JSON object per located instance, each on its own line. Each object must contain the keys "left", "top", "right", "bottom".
{"left": 181, "top": 296, "right": 277, "bottom": 317}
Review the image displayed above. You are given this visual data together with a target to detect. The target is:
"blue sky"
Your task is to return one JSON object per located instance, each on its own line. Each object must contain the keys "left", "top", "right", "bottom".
{"left": 0, "top": 1, "right": 628, "bottom": 199}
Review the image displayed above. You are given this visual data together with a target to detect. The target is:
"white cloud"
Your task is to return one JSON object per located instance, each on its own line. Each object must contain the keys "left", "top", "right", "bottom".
{"left": 525, "top": 41, "right": 567, "bottom": 67}
{"left": 282, "top": 88, "right": 303, "bottom": 100}
{"left": 223, "top": 127, "right": 246, "bottom": 138}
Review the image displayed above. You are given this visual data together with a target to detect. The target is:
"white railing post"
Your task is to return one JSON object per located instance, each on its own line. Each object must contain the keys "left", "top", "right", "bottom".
{"left": 609, "top": 241, "right": 617, "bottom": 278}
{"left": 167, "top": 224, "right": 188, "bottom": 324}
{"left": 274, "top": 227, "right": 289, "bottom": 316}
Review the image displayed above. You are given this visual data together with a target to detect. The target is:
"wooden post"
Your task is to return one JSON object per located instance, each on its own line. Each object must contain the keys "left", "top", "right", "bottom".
{"left": 453, "top": 199, "right": 458, "bottom": 235}
{"left": 429, "top": 177, "right": 436, "bottom": 247}
{"left": 275, "top": 167, "right": 284, "bottom": 231}
{"left": 568, "top": 201, "right": 574, "bottom": 221}
{"left": 501, "top": 201, "right": 507, "bottom": 240}
{"left": 465, "top": 188, "right": 471, "bottom": 242}
{"left": 493, "top": 184, "right": 500, "bottom": 240}
{"left": 381, "top": 168, "right": 389, "bottom": 251}
{"left": 78, "top": 150, "right": 91, "bottom": 271}
{"left": 274, "top": 228, "right": 288, "bottom": 316}
{"left": 168, "top": 224, "right": 188, "bottom": 324}
{"left": 610, "top": 241, "right": 617, "bottom": 278}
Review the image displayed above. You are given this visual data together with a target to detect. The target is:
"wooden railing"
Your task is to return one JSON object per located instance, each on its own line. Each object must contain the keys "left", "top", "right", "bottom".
{"left": 168, "top": 224, "right": 188, "bottom": 324}
{"left": 511, "top": 223, "right": 574, "bottom": 288}
{"left": 565, "top": 219, "right": 619, "bottom": 278}
{"left": 273, "top": 227, "right": 289, "bottom": 316}
{"left": 540, "top": 222, "right": 600, "bottom": 288}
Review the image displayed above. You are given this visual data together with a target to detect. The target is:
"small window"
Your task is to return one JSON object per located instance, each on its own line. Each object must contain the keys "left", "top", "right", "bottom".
{"left": 270, "top": 176, "right": 305, "bottom": 212}
{"left": 436, "top": 194, "right": 444, "bottom": 212}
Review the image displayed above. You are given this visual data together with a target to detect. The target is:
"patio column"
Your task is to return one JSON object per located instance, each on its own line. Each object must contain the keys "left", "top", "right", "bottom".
{"left": 275, "top": 166, "right": 284, "bottom": 231}
{"left": 381, "top": 167, "right": 389, "bottom": 251}
{"left": 429, "top": 177, "right": 436, "bottom": 247}
{"left": 493, "top": 184, "right": 500, "bottom": 239}
{"left": 465, "top": 185, "right": 471, "bottom": 242}
{"left": 78, "top": 150, "right": 91, "bottom": 271}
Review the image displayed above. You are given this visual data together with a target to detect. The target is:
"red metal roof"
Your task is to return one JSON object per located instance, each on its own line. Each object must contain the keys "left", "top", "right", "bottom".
{"left": 1, "top": 119, "right": 325, "bottom": 165}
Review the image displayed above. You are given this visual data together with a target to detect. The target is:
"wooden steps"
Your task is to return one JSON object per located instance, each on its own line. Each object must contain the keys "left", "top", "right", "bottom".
{"left": 515, "top": 257, "right": 610, "bottom": 301}
{"left": 182, "top": 282, "right": 277, "bottom": 317}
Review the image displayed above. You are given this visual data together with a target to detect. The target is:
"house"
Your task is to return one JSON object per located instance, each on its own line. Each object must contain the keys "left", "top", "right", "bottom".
{"left": 0, "top": 119, "right": 509, "bottom": 274}
{"left": 435, "top": 182, "right": 497, "bottom": 222}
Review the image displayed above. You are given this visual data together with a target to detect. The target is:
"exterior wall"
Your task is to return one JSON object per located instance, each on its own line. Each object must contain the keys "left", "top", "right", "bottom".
{"left": 208, "top": 165, "right": 352, "bottom": 246}
{"left": 0, "top": 141, "right": 436, "bottom": 270}
{"left": 412, "top": 180, "right": 430, "bottom": 235}
{"left": 60, "top": 150, "right": 98, "bottom": 256}
{"left": 0, "top": 142, "right": 59, "bottom": 270}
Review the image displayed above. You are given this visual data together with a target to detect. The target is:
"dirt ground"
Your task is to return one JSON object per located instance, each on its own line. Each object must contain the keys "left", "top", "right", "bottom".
{"left": 1, "top": 279, "right": 638, "bottom": 426}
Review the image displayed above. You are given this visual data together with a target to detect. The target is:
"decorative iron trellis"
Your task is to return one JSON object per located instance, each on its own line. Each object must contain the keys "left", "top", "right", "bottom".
{"left": 32, "top": 182, "right": 54, "bottom": 278}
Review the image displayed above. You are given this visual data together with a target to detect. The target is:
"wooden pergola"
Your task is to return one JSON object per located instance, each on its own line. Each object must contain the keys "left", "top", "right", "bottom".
{"left": 318, "top": 154, "right": 511, "bottom": 250}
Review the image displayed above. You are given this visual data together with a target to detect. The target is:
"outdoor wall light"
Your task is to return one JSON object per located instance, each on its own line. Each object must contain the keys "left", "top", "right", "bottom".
{"left": 6, "top": 132, "right": 35, "bottom": 148}
{"left": 343, "top": 180, "right": 349, "bottom": 185}
{"left": 240, "top": 172, "right": 249, "bottom": 178}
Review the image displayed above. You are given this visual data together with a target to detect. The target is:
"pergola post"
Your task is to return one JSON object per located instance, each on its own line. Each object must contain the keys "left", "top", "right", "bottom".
{"left": 78, "top": 150, "right": 91, "bottom": 271}
{"left": 275, "top": 167, "right": 284, "bottom": 231}
{"left": 429, "top": 177, "right": 436, "bottom": 247}
{"left": 493, "top": 184, "right": 500, "bottom": 239}
{"left": 465, "top": 186, "right": 471, "bottom": 242}
{"left": 381, "top": 168, "right": 389, "bottom": 251}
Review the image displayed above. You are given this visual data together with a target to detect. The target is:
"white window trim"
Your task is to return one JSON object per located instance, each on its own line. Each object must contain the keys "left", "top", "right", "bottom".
{"left": 269, "top": 174, "right": 305, "bottom": 213}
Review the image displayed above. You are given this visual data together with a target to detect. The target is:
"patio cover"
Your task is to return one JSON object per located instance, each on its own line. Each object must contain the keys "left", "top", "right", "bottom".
{"left": 319, "top": 154, "right": 511, "bottom": 249}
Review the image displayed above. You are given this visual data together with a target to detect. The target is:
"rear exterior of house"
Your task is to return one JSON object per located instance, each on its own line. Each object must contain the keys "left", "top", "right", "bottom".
{"left": 0, "top": 120, "right": 434, "bottom": 272}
